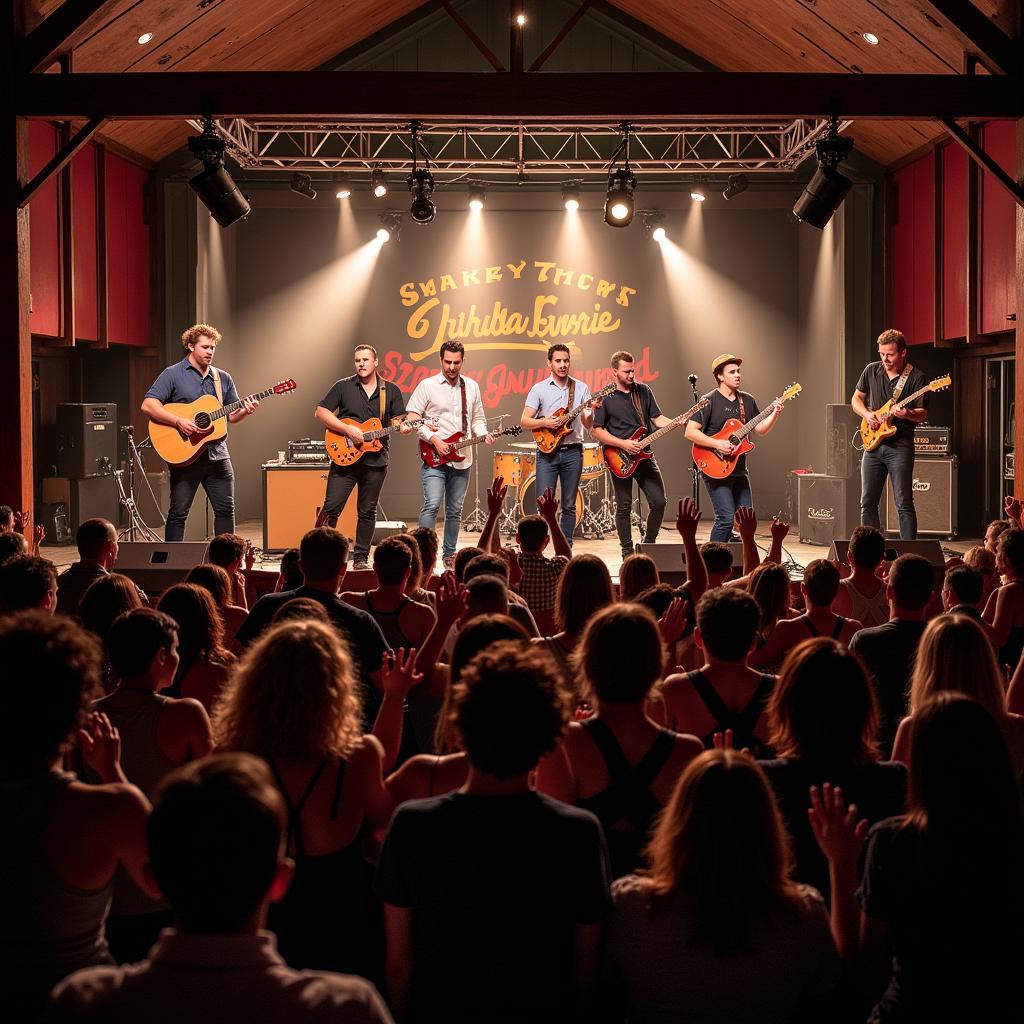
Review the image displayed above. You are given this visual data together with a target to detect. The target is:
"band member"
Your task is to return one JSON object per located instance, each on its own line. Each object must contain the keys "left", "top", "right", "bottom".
{"left": 591, "top": 350, "right": 671, "bottom": 559}
{"left": 683, "top": 353, "right": 783, "bottom": 542}
{"left": 521, "top": 344, "right": 601, "bottom": 545}
{"left": 314, "top": 345, "right": 412, "bottom": 570}
{"left": 406, "top": 341, "right": 494, "bottom": 568}
{"left": 852, "top": 328, "right": 928, "bottom": 540}
{"left": 142, "top": 324, "right": 258, "bottom": 542}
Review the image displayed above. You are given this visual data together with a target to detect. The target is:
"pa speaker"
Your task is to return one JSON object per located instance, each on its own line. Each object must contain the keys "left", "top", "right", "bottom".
{"left": 56, "top": 403, "right": 117, "bottom": 479}
{"left": 115, "top": 541, "right": 210, "bottom": 595}
{"left": 797, "top": 474, "right": 859, "bottom": 546}
{"left": 828, "top": 538, "right": 946, "bottom": 568}
{"left": 634, "top": 542, "right": 745, "bottom": 586}
{"left": 41, "top": 476, "right": 120, "bottom": 532}
{"left": 885, "top": 457, "right": 957, "bottom": 537}
{"left": 825, "top": 404, "right": 863, "bottom": 478}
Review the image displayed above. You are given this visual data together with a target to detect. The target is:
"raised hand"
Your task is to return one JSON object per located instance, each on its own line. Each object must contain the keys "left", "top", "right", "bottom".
{"left": 244, "top": 540, "right": 256, "bottom": 572}
{"left": 1005, "top": 495, "right": 1024, "bottom": 526}
{"left": 537, "top": 486, "right": 560, "bottom": 522}
{"left": 78, "top": 711, "right": 124, "bottom": 784}
{"left": 658, "top": 596, "right": 689, "bottom": 645}
{"left": 675, "top": 498, "right": 700, "bottom": 540}
{"left": 499, "top": 545, "right": 523, "bottom": 588}
{"left": 436, "top": 571, "right": 469, "bottom": 624}
{"left": 734, "top": 505, "right": 757, "bottom": 539}
{"left": 14, "top": 510, "right": 29, "bottom": 534}
{"left": 32, "top": 523, "right": 46, "bottom": 553}
{"left": 712, "top": 728, "right": 753, "bottom": 760}
{"left": 770, "top": 517, "right": 790, "bottom": 542}
{"left": 487, "top": 475, "right": 508, "bottom": 515}
{"left": 381, "top": 647, "right": 424, "bottom": 698}
{"left": 808, "top": 783, "right": 869, "bottom": 872}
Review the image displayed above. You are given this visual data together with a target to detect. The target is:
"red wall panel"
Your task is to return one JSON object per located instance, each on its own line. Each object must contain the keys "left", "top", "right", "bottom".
{"left": 72, "top": 143, "right": 98, "bottom": 342}
{"left": 104, "top": 152, "right": 151, "bottom": 347}
{"left": 124, "top": 161, "right": 151, "bottom": 347}
{"left": 891, "top": 162, "right": 915, "bottom": 343}
{"left": 979, "top": 120, "right": 1016, "bottom": 336}
{"left": 940, "top": 143, "right": 968, "bottom": 341}
{"left": 28, "top": 121, "right": 60, "bottom": 338}
{"left": 890, "top": 153, "right": 935, "bottom": 346}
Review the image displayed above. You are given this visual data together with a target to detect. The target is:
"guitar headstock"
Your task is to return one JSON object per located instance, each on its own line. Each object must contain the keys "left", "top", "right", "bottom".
{"left": 596, "top": 381, "right": 617, "bottom": 399}
{"left": 273, "top": 379, "right": 298, "bottom": 395}
{"left": 780, "top": 383, "right": 802, "bottom": 402}
{"left": 928, "top": 375, "right": 952, "bottom": 393}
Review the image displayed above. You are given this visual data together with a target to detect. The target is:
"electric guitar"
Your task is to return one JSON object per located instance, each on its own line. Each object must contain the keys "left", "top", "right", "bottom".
{"left": 419, "top": 425, "right": 523, "bottom": 468}
{"left": 857, "top": 374, "right": 951, "bottom": 452}
{"left": 691, "top": 383, "right": 801, "bottom": 479}
{"left": 148, "top": 379, "right": 297, "bottom": 466}
{"left": 325, "top": 417, "right": 437, "bottom": 467}
{"left": 602, "top": 398, "right": 711, "bottom": 480}
{"left": 533, "top": 381, "right": 617, "bottom": 454}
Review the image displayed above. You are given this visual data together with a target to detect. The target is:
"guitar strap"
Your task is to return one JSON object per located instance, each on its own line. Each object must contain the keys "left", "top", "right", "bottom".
{"left": 737, "top": 393, "right": 746, "bottom": 423}
{"left": 630, "top": 384, "right": 648, "bottom": 431}
{"left": 567, "top": 377, "right": 575, "bottom": 411}
{"left": 891, "top": 363, "right": 913, "bottom": 404}
{"left": 379, "top": 382, "right": 387, "bottom": 425}
{"left": 459, "top": 378, "right": 468, "bottom": 436}
{"left": 211, "top": 366, "right": 224, "bottom": 406}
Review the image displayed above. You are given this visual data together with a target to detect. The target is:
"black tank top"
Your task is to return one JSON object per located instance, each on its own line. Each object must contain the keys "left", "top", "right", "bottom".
{"left": 685, "top": 670, "right": 775, "bottom": 755}
{"left": 799, "top": 614, "right": 846, "bottom": 640}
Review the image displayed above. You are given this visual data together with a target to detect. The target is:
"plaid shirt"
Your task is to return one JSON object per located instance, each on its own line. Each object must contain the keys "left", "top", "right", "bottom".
{"left": 515, "top": 552, "right": 570, "bottom": 613}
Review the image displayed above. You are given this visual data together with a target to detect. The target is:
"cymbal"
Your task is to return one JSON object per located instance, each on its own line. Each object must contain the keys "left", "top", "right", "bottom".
{"left": 510, "top": 442, "right": 538, "bottom": 450}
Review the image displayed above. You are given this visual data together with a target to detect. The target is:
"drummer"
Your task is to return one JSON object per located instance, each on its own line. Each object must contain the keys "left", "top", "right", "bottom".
{"left": 521, "top": 344, "right": 602, "bottom": 545}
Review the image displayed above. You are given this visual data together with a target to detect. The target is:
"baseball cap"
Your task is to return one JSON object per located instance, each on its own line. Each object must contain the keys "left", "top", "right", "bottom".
{"left": 711, "top": 353, "right": 743, "bottom": 376}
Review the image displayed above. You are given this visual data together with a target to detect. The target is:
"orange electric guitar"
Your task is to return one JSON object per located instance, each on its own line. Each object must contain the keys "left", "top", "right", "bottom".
{"left": 602, "top": 397, "right": 711, "bottom": 480}
{"left": 148, "top": 379, "right": 297, "bottom": 466}
{"left": 533, "top": 381, "right": 617, "bottom": 454}
{"left": 691, "top": 383, "right": 801, "bottom": 480}
{"left": 325, "top": 416, "right": 436, "bottom": 467}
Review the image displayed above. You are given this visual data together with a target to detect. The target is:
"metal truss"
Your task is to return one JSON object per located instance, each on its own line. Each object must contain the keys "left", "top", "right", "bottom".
{"left": 186, "top": 117, "right": 852, "bottom": 181}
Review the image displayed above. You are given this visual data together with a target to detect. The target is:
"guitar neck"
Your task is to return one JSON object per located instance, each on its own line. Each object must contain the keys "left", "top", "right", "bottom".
{"left": 453, "top": 433, "right": 493, "bottom": 452}
{"left": 883, "top": 384, "right": 931, "bottom": 420}
{"left": 557, "top": 385, "right": 614, "bottom": 427}
{"left": 209, "top": 387, "right": 276, "bottom": 422}
{"left": 363, "top": 420, "right": 417, "bottom": 441}
{"left": 643, "top": 402, "right": 704, "bottom": 445}
{"left": 732, "top": 399, "right": 780, "bottom": 440}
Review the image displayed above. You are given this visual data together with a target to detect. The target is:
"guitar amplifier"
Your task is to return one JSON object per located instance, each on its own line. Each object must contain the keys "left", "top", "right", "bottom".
{"left": 797, "top": 474, "right": 860, "bottom": 546}
{"left": 287, "top": 438, "right": 328, "bottom": 463}
{"left": 914, "top": 426, "right": 951, "bottom": 456}
{"left": 885, "top": 456, "right": 957, "bottom": 537}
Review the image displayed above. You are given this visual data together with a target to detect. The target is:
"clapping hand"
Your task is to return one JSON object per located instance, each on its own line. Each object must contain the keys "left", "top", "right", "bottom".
{"left": 381, "top": 647, "right": 424, "bottom": 699}
{"left": 1005, "top": 495, "right": 1023, "bottom": 527}
{"left": 436, "top": 571, "right": 469, "bottom": 624}
{"left": 537, "top": 486, "right": 560, "bottom": 523}
{"left": 808, "top": 783, "right": 869, "bottom": 872}
{"left": 78, "top": 712, "right": 124, "bottom": 784}
{"left": 734, "top": 506, "right": 757, "bottom": 539}
{"left": 14, "top": 509, "right": 29, "bottom": 534}
{"left": 675, "top": 498, "right": 700, "bottom": 541}
{"left": 32, "top": 523, "right": 46, "bottom": 553}
{"left": 658, "top": 596, "right": 689, "bottom": 645}
{"left": 487, "top": 475, "right": 508, "bottom": 516}
{"left": 244, "top": 540, "right": 256, "bottom": 572}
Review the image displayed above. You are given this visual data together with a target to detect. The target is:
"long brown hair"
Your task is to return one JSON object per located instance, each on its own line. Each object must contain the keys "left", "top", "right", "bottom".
{"left": 645, "top": 749, "right": 800, "bottom": 954}
{"left": 619, "top": 553, "right": 659, "bottom": 602}
{"left": 157, "top": 583, "right": 232, "bottom": 675}
{"left": 748, "top": 562, "right": 791, "bottom": 639}
{"left": 79, "top": 573, "right": 143, "bottom": 642}
{"left": 556, "top": 554, "right": 615, "bottom": 635}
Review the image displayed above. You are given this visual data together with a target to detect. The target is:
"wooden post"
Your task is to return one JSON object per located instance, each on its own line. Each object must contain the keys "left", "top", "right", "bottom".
{"left": 1015, "top": 116, "right": 1024, "bottom": 499}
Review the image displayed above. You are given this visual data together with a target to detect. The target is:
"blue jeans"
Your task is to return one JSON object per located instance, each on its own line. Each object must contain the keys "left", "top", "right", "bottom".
{"left": 704, "top": 474, "right": 753, "bottom": 541}
{"left": 166, "top": 452, "right": 235, "bottom": 542}
{"left": 419, "top": 463, "right": 471, "bottom": 558}
{"left": 861, "top": 438, "right": 917, "bottom": 539}
{"left": 534, "top": 444, "right": 583, "bottom": 545}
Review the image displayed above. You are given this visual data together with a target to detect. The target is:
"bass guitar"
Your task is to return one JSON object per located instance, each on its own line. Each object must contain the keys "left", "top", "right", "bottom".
{"left": 602, "top": 398, "right": 711, "bottom": 480}
{"left": 691, "top": 383, "right": 802, "bottom": 480}
{"left": 419, "top": 425, "right": 523, "bottom": 468}
{"left": 325, "top": 417, "right": 437, "bottom": 468}
{"left": 148, "top": 379, "right": 297, "bottom": 466}
{"left": 857, "top": 374, "right": 951, "bottom": 452}
{"left": 533, "top": 381, "right": 617, "bottom": 454}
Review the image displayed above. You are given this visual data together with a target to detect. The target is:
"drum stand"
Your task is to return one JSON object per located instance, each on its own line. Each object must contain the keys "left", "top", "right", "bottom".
{"left": 461, "top": 452, "right": 488, "bottom": 532}
{"left": 577, "top": 478, "right": 605, "bottom": 540}
{"left": 115, "top": 427, "right": 164, "bottom": 542}
{"left": 593, "top": 471, "right": 644, "bottom": 534}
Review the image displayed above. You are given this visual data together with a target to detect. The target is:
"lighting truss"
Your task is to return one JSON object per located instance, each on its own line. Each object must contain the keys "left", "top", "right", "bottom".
{"left": 185, "top": 118, "right": 852, "bottom": 182}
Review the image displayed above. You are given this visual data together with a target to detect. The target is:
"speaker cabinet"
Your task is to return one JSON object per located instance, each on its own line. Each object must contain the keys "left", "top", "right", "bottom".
{"left": 634, "top": 542, "right": 745, "bottom": 586}
{"left": 885, "top": 456, "right": 957, "bottom": 537}
{"left": 797, "top": 474, "right": 859, "bottom": 546}
{"left": 263, "top": 465, "right": 358, "bottom": 553}
{"left": 116, "top": 542, "right": 210, "bottom": 595}
{"left": 42, "top": 475, "right": 120, "bottom": 532}
{"left": 825, "top": 404, "right": 863, "bottom": 479}
{"left": 56, "top": 403, "right": 117, "bottom": 478}
{"left": 828, "top": 538, "right": 946, "bottom": 568}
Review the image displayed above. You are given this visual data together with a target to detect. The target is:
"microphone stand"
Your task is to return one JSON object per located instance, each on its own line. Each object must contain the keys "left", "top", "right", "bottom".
{"left": 688, "top": 374, "right": 702, "bottom": 511}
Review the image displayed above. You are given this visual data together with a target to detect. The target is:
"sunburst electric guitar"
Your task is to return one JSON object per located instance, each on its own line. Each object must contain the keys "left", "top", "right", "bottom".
{"left": 691, "top": 383, "right": 802, "bottom": 479}
{"left": 148, "top": 379, "right": 297, "bottom": 466}
{"left": 857, "top": 374, "right": 951, "bottom": 452}
{"left": 533, "top": 382, "right": 617, "bottom": 454}
{"left": 325, "top": 417, "right": 437, "bottom": 467}
{"left": 603, "top": 398, "right": 711, "bottom": 480}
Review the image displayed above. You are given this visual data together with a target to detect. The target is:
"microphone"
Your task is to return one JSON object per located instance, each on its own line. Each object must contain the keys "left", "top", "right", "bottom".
{"left": 687, "top": 374, "right": 698, "bottom": 386}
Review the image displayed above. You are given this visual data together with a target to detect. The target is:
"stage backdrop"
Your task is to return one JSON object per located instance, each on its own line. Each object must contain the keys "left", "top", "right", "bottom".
{"left": 195, "top": 186, "right": 844, "bottom": 529}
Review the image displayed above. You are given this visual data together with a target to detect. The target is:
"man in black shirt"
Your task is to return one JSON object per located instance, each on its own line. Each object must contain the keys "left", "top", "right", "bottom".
{"left": 851, "top": 329, "right": 928, "bottom": 539}
{"left": 684, "top": 353, "right": 783, "bottom": 541}
{"left": 591, "top": 350, "right": 675, "bottom": 559}
{"left": 315, "top": 345, "right": 412, "bottom": 569}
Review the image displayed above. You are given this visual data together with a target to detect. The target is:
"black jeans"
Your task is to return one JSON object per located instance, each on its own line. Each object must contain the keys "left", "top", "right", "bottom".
{"left": 610, "top": 458, "right": 666, "bottom": 558}
{"left": 860, "top": 437, "right": 917, "bottom": 539}
{"left": 166, "top": 452, "right": 235, "bottom": 541}
{"left": 322, "top": 461, "right": 387, "bottom": 559}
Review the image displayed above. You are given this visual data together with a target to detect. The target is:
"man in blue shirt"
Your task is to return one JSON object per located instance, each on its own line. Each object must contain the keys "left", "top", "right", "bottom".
{"left": 521, "top": 344, "right": 600, "bottom": 545}
{"left": 142, "top": 323, "right": 259, "bottom": 541}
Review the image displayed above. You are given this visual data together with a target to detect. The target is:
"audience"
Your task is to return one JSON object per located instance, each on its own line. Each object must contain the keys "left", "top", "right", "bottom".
{"left": 941, "top": 564, "right": 989, "bottom": 624}
{"left": 391, "top": 532, "right": 433, "bottom": 610}
{"left": 79, "top": 573, "right": 146, "bottom": 688}
{"left": 185, "top": 563, "right": 248, "bottom": 647}
{"left": 984, "top": 517, "right": 1011, "bottom": 554}
{"left": 699, "top": 541, "right": 734, "bottom": 588}
{"left": 747, "top": 562, "right": 795, "bottom": 651}
{"left": 984, "top": 527, "right": 1024, "bottom": 672}
{"left": 409, "top": 526, "right": 440, "bottom": 593}
{"left": 462, "top": 552, "right": 539, "bottom": 636}
{"left": 206, "top": 532, "right": 254, "bottom": 610}
{"left": 618, "top": 553, "right": 659, "bottom": 602}
{"left": 833, "top": 525, "right": 889, "bottom": 627}
{"left": 55, "top": 518, "right": 119, "bottom": 616}
{"left": 0, "top": 529, "right": 28, "bottom": 563}
{"left": 963, "top": 543, "right": 999, "bottom": 604}
{"left": 275, "top": 547, "right": 303, "bottom": 592}
{"left": 0, "top": 503, "right": 13, "bottom": 532}
{"left": 513, "top": 488, "right": 573, "bottom": 629}
{"left": 0, "top": 553, "right": 57, "bottom": 613}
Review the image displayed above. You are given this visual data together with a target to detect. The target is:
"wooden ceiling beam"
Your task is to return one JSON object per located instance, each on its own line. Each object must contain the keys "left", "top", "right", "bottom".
{"left": 16, "top": 70, "right": 1023, "bottom": 121}
{"left": 941, "top": 116, "right": 1024, "bottom": 209}
{"left": 926, "top": 1, "right": 1020, "bottom": 77}
{"left": 18, "top": 0, "right": 121, "bottom": 75}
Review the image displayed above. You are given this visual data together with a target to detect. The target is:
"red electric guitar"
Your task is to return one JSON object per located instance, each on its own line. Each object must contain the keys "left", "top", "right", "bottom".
{"left": 419, "top": 425, "right": 522, "bottom": 468}
{"left": 602, "top": 398, "right": 710, "bottom": 480}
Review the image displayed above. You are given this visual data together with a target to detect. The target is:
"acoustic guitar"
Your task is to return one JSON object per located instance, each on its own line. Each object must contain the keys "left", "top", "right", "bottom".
{"left": 691, "top": 383, "right": 802, "bottom": 480}
{"left": 419, "top": 425, "right": 523, "bottom": 468}
{"left": 602, "top": 398, "right": 711, "bottom": 480}
{"left": 533, "top": 381, "right": 617, "bottom": 454}
{"left": 857, "top": 374, "right": 951, "bottom": 452}
{"left": 325, "top": 417, "right": 436, "bottom": 467}
{"left": 148, "top": 379, "right": 297, "bottom": 466}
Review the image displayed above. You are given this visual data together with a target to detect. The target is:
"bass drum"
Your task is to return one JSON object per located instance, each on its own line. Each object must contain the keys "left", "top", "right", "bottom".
{"left": 492, "top": 449, "right": 534, "bottom": 489}
{"left": 517, "top": 474, "right": 584, "bottom": 535}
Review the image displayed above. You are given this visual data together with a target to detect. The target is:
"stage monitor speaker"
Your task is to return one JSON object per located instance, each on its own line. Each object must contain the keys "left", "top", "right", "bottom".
{"left": 797, "top": 474, "right": 859, "bottom": 546}
{"left": 885, "top": 457, "right": 957, "bottom": 537}
{"left": 42, "top": 475, "right": 120, "bottom": 532}
{"left": 634, "top": 542, "right": 745, "bottom": 586}
{"left": 56, "top": 403, "right": 117, "bottom": 479}
{"left": 263, "top": 464, "right": 357, "bottom": 552}
{"left": 825, "top": 404, "right": 863, "bottom": 479}
{"left": 828, "top": 538, "right": 946, "bottom": 569}
{"left": 115, "top": 542, "right": 210, "bottom": 595}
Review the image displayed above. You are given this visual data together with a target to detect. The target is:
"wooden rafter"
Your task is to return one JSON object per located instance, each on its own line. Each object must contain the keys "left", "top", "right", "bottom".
{"left": 529, "top": 1, "right": 593, "bottom": 73}
{"left": 926, "top": 0, "right": 1019, "bottom": 77}
{"left": 941, "top": 116, "right": 1024, "bottom": 209}
{"left": 19, "top": 115, "right": 105, "bottom": 209}
{"left": 440, "top": 2, "right": 505, "bottom": 72}
{"left": 18, "top": 0, "right": 119, "bottom": 76}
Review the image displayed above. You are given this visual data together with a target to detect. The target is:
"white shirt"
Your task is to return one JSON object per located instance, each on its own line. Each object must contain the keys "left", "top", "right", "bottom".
{"left": 407, "top": 373, "right": 488, "bottom": 469}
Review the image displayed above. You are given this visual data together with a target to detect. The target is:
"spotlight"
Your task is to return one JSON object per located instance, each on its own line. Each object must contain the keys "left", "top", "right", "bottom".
{"left": 371, "top": 167, "right": 388, "bottom": 198}
{"left": 863, "top": 32, "right": 879, "bottom": 45}
{"left": 605, "top": 168, "right": 636, "bottom": 226}
{"left": 792, "top": 117, "right": 854, "bottom": 229}
{"left": 689, "top": 183, "right": 706, "bottom": 202}
{"left": 335, "top": 174, "right": 351, "bottom": 200}
{"left": 561, "top": 181, "right": 580, "bottom": 211}
{"left": 515, "top": 13, "right": 526, "bottom": 27}
{"left": 408, "top": 169, "right": 436, "bottom": 224}
{"left": 187, "top": 117, "right": 250, "bottom": 228}
{"left": 289, "top": 172, "right": 317, "bottom": 200}
{"left": 722, "top": 173, "right": 749, "bottom": 200}
{"left": 641, "top": 211, "right": 666, "bottom": 242}
{"left": 468, "top": 184, "right": 485, "bottom": 211}
{"left": 377, "top": 211, "right": 401, "bottom": 243}
{"left": 137, "top": 32, "right": 154, "bottom": 45}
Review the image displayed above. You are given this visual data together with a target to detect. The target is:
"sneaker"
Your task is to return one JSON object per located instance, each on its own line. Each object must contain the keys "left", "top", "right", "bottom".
{"left": 352, "top": 558, "right": 369, "bottom": 570}
{"left": 442, "top": 555, "right": 455, "bottom": 570}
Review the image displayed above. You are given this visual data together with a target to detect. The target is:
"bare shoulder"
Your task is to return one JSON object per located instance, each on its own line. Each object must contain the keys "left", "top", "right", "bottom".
{"left": 340, "top": 591, "right": 368, "bottom": 609}
{"left": 350, "top": 733, "right": 385, "bottom": 767}
{"left": 67, "top": 779, "right": 149, "bottom": 826}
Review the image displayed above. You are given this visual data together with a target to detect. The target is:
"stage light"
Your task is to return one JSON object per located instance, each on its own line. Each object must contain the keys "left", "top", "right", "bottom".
{"left": 792, "top": 117, "right": 854, "bottom": 229}
{"left": 641, "top": 211, "right": 666, "bottom": 242}
{"left": 722, "top": 173, "right": 749, "bottom": 200}
{"left": 468, "top": 184, "right": 485, "bottom": 211}
{"left": 863, "top": 32, "right": 879, "bottom": 45}
{"left": 289, "top": 172, "right": 317, "bottom": 200}
{"left": 137, "top": 32, "right": 154, "bottom": 45}
{"left": 515, "top": 13, "right": 527, "bottom": 27}
{"left": 561, "top": 181, "right": 580, "bottom": 211}
{"left": 604, "top": 124, "right": 636, "bottom": 227}
{"left": 187, "top": 116, "right": 250, "bottom": 228}
{"left": 335, "top": 175, "right": 351, "bottom": 200}
{"left": 377, "top": 227, "right": 391, "bottom": 242}
{"left": 377, "top": 211, "right": 401, "bottom": 243}
{"left": 408, "top": 169, "right": 436, "bottom": 224}
{"left": 371, "top": 167, "right": 388, "bottom": 198}
{"left": 690, "top": 183, "right": 707, "bottom": 202}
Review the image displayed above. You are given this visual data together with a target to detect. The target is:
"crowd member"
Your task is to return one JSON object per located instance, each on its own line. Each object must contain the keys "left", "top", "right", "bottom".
{"left": 940, "top": 564, "right": 994, "bottom": 643}
{"left": 92, "top": 609, "right": 214, "bottom": 962}
{"left": 759, "top": 638, "right": 906, "bottom": 901}
{"left": 206, "top": 532, "right": 255, "bottom": 609}
{"left": 391, "top": 533, "right": 434, "bottom": 611}
{"left": 0, "top": 505, "right": 45, "bottom": 553}
{"left": 157, "top": 583, "right": 235, "bottom": 712}
{"left": 513, "top": 487, "right": 573, "bottom": 630}
{"left": 408, "top": 527, "right": 439, "bottom": 593}
{"left": 963, "top": 544, "right": 1000, "bottom": 605}
{"left": 270, "top": 597, "right": 331, "bottom": 625}
{"left": 462, "top": 552, "right": 538, "bottom": 636}
{"left": 375, "top": 642, "right": 611, "bottom": 1023}
{"left": 655, "top": 589, "right": 775, "bottom": 753}
{"left": 0, "top": 503, "right": 12, "bottom": 532}
{"left": 214, "top": 619, "right": 393, "bottom": 982}
{"left": 699, "top": 541, "right": 734, "bottom": 588}
{"left": 537, "top": 604, "right": 703, "bottom": 878}
{"left": 185, "top": 563, "right": 247, "bottom": 648}
{"left": 984, "top": 527, "right": 1024, "bottom": 672}
{"left": 45, "top": 753, "right": 394, "bottom": 1024}
{"left": 815, "top": 694, "right": 1024, "bottom": 1021}
{"left": 462, "top": 573, "right": 508, "bottom": 618}
{"left": 605, "top": 750, "right": 840, "bottom": 1023}
{"left": 275, "top": 547, "right": 303, "bottom": 592}
{"left": 849, "top": 553, "right": 934, "bottom": 753}
{"left": 0, "top": 529, "right": 28, "bottom": 563}
{"left": 56, "top": 518, "right": 119, "bottom": 616}
{"left": 984, "top": 517, "right": 1011, "bottom": 554}
{"left": 747, "top": 562, "right": 795, "bottom": 650}
{"left": 79, "top": 573, "right": 145, "bottom": 688}
{"left": 751, "top": 560, "right": 861, "bottom": 670}
{"left": 618, "top": 553, "right": 659, "bottom": 602}
{"left": 0, "top": 552, "right": 57, "bottom": 613}
{"left": 833, "top": 525, "right": 889, "bottom": 628}
{"left": 0, "top": 612, "right": 150, "bottom": 1020}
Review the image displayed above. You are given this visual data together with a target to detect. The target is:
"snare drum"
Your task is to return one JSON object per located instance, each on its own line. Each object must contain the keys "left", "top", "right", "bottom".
{"left": 517, "top": 474, "right": 584, "bottom": 533}
{"left": 581, "top": 441, "right": 605, "bottom": 479}
{"left": 493, "top": 450, "right": 535, "bottom": 489}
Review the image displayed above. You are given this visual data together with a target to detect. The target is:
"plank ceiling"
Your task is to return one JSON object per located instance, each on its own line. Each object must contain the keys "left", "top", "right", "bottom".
{"left": 25, "top": 0, "right": 1020, "bottom": 168}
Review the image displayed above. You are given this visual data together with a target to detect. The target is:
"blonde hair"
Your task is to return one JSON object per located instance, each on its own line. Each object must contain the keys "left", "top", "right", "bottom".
{"left": 213, "top": 619, "right": 361, "bottom": 761}
{"left": 964, "top": 545, "right": 996, "bottom": 574}
{"left": 181, "top": 323, "right": 222, "bottom": 351}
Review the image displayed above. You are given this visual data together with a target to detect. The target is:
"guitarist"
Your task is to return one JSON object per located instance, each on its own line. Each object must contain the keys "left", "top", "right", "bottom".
{"left": 142, "top": 323, "right": 259, "bottom": 542}
{"left": 406, "top": 341, "right": 494, "bottom": 569}
{"left": 314, "top": 344, "right": 412, "bottom": 570}
{"left": 683, "top": 354, "right": 783, "bottom": 541}
{"left": 591, "top": 350, "right": 671, "bottom": 560}
{"left": 851, "top": 328, "right": 928, "bottom": 539}
{"left": 521, "top": 344, "right": 601, "bottom": 545}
